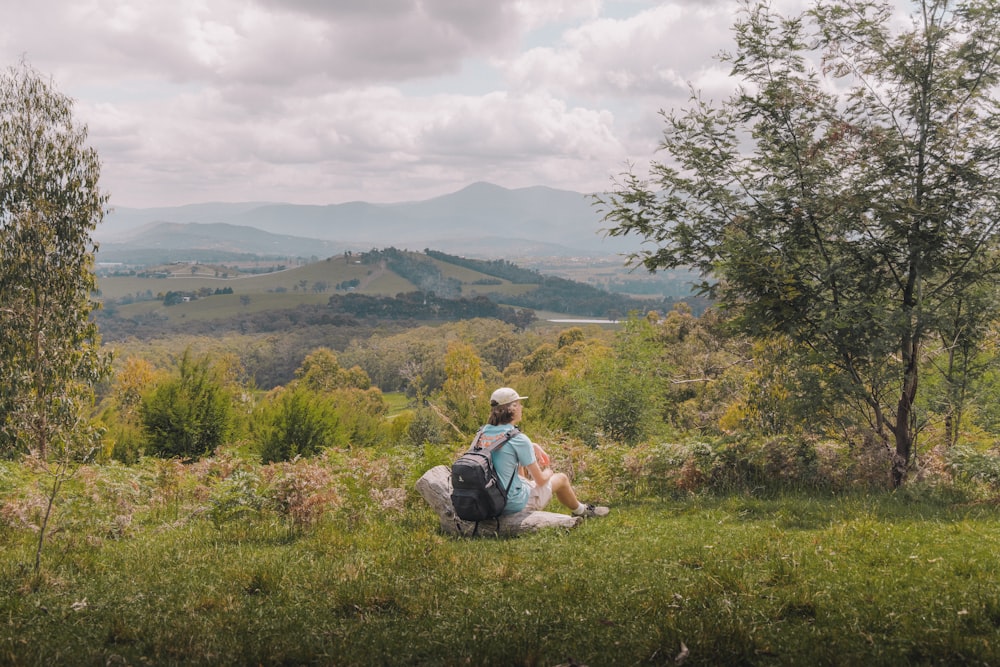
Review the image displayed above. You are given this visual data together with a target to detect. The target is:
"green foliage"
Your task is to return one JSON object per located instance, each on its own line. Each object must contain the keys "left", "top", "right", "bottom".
{"left": 206, "top": 469, "right": 265, "bottom": 527}
{"left": 294, "top": 347, "right": 371, "bottom": 391}
{"left": 572, "top": 318, "right": 669, "bottom": 446}
{"left": 100, "top": 411, "right": 145, "bottom": 465}
{"left": 480, "top": 331, "right": 525, "bottom": 372}
{"left": 572, "top": 352, "right": 651, "bottom": 446}
{"left": 598, "top": 0, "right": 1000, "bottom": 485}
{"left": 947, "top": 446, "right": 1000, "bottom": 491}
{"left": 252, "top": 386, "right": 344, "bottom": 463}
{"left": 141, "top": 352, "right": 234, "bottom": 459}
{"left": 395, "top": 405, "right": 451, "bottom": 448}
{"left": 250, "top": 345, "right": 392, "bottom": 460}
{"left": 3, "top": 453, "right": 1000, "bottom": 665}
{"left": 437, "top": 343, "right": 490, "bottom": 435}
{"left": 325, "top": 387, "right": 390, "bottom": 448}
{"left": 340, "top": 319, "right": 524, "bottom": 395}
{"left": 327, "top": 291, "right": 524, "bottom": 324}
{"left": 0, "top": 61, "right": 111, "bottom": 458}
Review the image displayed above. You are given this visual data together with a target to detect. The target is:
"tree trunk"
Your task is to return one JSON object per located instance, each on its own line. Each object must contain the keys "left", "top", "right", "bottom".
{"left": 892, "top": 347, "right": 920, "bottom": 488}
{"left": 890, "top": 421, "right": 912, "bottom": 489}
{"left": 415, "top": 465, "right": 582, "bottom": 537}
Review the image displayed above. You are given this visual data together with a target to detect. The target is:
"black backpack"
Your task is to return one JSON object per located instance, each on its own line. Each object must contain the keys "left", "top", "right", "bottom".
{"left": 450, "top": 427, "right": 521, "bottom": 528}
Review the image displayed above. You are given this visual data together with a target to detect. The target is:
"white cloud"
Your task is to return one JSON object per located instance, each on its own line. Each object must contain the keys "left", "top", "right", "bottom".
{"left": 2, "top": 0, "right": 898, "bottom": 208}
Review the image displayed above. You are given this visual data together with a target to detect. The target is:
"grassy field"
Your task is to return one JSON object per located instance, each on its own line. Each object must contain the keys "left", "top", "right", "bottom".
{"left": 2, "top": 448, "right": 1000, "bottom": 666}
{"left": 98, "top": 255, "right": 539, "bottom": 324}
{"left": 99, "top": 259, "right": 389, "bottom": 301}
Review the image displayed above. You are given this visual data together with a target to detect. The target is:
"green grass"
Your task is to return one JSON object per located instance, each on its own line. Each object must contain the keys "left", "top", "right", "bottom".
{"left": 383, "top": 391, "right": 411, "bottom": 417}
{"left": 98, "top": 255, "right": 541, "bottom": 324}
{"left": 2, "top": 455, "right": 1000, "bottom": 666}
{"left": 98, "top": 258, "right": 376, "bottom": 300}
{"left": 113, "top": 291, "right": 333, "bottom": 321}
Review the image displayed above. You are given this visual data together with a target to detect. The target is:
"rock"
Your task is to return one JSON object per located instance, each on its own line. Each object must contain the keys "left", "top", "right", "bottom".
{"left": 415, "top": 465, "right": 582, "bottom": 536}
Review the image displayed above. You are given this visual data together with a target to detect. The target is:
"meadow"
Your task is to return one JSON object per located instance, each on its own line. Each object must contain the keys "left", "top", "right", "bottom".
{"left": 3, "top": 445, "right": 1000, "bottom": 666}
{"left": 97, "top": 253, "right": 544, "bottom": 325}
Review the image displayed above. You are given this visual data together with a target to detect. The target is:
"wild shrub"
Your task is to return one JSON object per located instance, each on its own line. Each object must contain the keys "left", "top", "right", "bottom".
{"left": 0, "top": 487, "right": 46, "bottom": 532}
{"left": 621, "top": 440, "right": 691, "bottom": 497}
{"left": 260, "top": 461, "right": 339, "bottom": 526}
{"left": 399, "top": 405, "right": 450, "bottom": 447}
{"left": 627, "top": 437, "right": 837, "bottom": 496}
{"left": 103, "top": 420, "right": 144, "bottom": 464}
{"left": 947, "top": 446, "right": 1000, "bottom": 492}
{"left": 206, "top": 469, "right": 265, "bottom": 527}
{"left": 330, "top": 387, "right": 390, "bottom": 447}
{"left": 252, "top": 385, "right": 344, "bottom": 463}
{"left": 141, "top": 352, "right": 234, "bottom": 460}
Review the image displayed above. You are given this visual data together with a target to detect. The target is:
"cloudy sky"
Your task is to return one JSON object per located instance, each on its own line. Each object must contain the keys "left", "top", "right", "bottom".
{"left": 2, "top": 0, "right": 816, "bottom": 209}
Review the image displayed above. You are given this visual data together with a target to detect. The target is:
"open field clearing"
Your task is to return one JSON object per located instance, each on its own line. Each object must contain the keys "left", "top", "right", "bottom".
{"left": 3, "top": 450, "right": 1000, "bottom": 666}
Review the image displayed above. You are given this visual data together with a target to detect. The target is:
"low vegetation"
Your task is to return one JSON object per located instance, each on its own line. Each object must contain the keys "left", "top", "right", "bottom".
{"left": 3, "top": 445, "right": 1000, "bottom": 666}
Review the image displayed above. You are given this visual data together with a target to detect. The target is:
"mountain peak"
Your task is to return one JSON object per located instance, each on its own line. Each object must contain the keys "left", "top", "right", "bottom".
{"left": 100, "top": 182, "right": 636, "bottom": 257}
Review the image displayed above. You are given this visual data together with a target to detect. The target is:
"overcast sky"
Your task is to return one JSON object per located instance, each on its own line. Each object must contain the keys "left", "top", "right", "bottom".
{"left": 2, "top": 0, "right": 821, "bottom": 208}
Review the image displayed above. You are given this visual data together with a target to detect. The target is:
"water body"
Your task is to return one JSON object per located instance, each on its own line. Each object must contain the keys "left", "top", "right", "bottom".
{"left": 547, "top": 319, "right": 619, "bottom": 324}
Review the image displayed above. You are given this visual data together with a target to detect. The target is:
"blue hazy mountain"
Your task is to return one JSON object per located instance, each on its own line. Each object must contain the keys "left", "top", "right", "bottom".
{"left": 98, "top": 182, "right": 636, "bottom": 258}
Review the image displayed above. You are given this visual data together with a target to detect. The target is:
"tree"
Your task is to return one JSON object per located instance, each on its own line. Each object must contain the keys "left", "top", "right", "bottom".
{"left": 102, "top": 356, "right": 159, "bottom": 462}
{"left": 571, "top": 317, "right": 667, "bottom": 446}
{"left": 438, "top": 342, "right": 489, "bottom": 435}
{"left": 0, "top": 61, "right": 111, "bottom": 458}
{"left": 141, "top": 352, "right": 234, "bottom": 459}
{"left": 481, "top": 331, "right": 524, "bottom": 372}
{"left": 598, "top": 0, "right": 1000, "bottom": 486}
{"left": 253, "top": 385, "right": 343, "bottom": 463}
{"left": 294, "top": 347, "right": 371, "bottom": 391}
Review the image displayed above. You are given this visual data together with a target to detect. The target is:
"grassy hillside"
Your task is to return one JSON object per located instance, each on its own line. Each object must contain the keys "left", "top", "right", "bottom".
{"left": 97, "top": 250, "right": 600, "bottom": 325}
{"left": 3, "top": 449, "right": 1000, "bottom": 666}
{"left": 98, "top": 256, "right": 372, "bottom": 301}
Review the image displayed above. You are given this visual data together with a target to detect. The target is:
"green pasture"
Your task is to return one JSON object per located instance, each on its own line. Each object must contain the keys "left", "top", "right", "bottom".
{"left": 383, "top": 391, "right": 411, "bottom": 418}
{"left": 97, "top": 256, "right": 540, "bottom": 324}
{"left": 110, "top": 291, "right": 333, "bottom": 322}
{"left": 2, "top": 450, "right": 1000, "bottom": 666}
{"left": 97, "top": 258, "right": 377, "bottom": 301}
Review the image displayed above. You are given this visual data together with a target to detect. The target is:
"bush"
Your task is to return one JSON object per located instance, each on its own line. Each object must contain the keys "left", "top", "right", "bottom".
{"left": 252, "top": 386, "right": 344, "bottom": 463}
{"left": 400, "top": 405, "right": 451, "bottom": 448}
{"left": 618, "top": 436, "right": 851, "bottom": 497}
{"left": 206, "top": 469, "right": 265, "bottom": 527}
{"left": 947, "top": 446, "right": 1000, "bottom": 491}
{"left": 141, "top": 352, "right": 234, "bottom": 460}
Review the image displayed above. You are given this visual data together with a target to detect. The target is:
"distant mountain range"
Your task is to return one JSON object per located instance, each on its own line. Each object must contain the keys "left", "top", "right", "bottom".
{"left": 96, "top": 182, "right": 639, "bottom": 260}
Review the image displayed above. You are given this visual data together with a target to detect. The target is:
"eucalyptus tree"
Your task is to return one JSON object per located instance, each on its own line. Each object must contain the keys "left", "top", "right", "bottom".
{"left": 597, "top": 0, "right": 1000, "bottom": 485}
{"left": 0, "top": 61, "right": 110, "bottom": 458}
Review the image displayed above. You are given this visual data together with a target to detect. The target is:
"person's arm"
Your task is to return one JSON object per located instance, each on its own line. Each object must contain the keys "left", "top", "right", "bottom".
{"left": 533, "top": 443, "right": 550, "bottom": 467}
{"left": 524, "top": 461, "right": 552, "bottom": 485}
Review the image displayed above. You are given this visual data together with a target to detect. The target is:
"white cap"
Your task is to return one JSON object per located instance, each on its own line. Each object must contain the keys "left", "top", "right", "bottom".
{"left": 490, "top": 387, "right": 527, "bottom": 406}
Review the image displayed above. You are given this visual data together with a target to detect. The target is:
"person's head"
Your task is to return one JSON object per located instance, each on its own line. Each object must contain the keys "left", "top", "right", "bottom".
{"left": 488, "top": 387, "right": 527, "bottom": 426}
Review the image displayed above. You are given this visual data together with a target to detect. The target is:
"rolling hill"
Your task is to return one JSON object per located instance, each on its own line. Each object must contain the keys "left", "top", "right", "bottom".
{"left": 97, "top": 182, "right": 637, "bottom": 259}
{"left": 95, "top": 248, "right": 678, "bottom": 338}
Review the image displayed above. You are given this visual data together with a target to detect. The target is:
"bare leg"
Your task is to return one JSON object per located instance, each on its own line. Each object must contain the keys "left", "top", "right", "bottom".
{"left": 549, "top": 472, "right": 581, "bottom": 511}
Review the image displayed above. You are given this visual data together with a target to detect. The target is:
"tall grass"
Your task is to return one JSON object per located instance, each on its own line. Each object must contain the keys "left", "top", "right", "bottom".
{"left": 2, "top": 450, "right": 1000, "bottom": 665}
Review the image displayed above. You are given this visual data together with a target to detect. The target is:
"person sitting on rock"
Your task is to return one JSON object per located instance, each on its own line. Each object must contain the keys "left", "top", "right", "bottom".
{"left": 481, "top": 387, "right": 609, "bottom": 518}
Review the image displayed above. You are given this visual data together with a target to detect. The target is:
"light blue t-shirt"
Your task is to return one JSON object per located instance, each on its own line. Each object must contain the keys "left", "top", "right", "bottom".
{"left": 479, "top": 424, "right": 536, "bottom": 514}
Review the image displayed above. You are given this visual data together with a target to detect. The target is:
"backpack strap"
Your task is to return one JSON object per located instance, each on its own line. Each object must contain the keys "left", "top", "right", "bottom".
{"left": 471, "top": 427, "right": 522, "bottom": 537}
{"left": 495, "top": 428, "right": 523, "bottom": 535}
{"left": 473, "top": 426, "right": 520, "bottom": 454}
